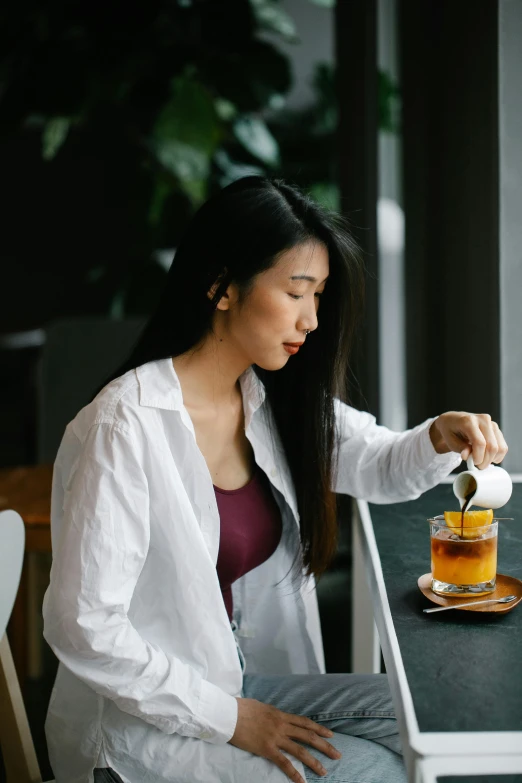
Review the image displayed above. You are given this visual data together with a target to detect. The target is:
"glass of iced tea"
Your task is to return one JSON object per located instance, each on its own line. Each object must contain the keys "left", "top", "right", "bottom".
{"left": 429, "top": 517, "right": 498, "bottom": 596}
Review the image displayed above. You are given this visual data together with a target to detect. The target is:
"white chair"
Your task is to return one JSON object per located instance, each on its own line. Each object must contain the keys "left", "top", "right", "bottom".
{"left": 0, "top": 509, "right": 54, "bottom": 782}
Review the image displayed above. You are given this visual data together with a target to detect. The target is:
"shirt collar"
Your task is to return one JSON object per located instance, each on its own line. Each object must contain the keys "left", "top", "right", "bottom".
{"left": 136, "top": 358, "right": 266, "bottom": 419}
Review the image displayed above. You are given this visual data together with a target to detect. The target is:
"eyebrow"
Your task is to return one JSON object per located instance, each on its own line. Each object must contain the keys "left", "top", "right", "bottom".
{"left": 289, "top": 275, "right": 329, "bottom": 284}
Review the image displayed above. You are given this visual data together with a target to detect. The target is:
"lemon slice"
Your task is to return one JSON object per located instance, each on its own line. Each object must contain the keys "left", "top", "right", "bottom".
{"left": 444, "top": 509, "right": 494, "bottom": 539}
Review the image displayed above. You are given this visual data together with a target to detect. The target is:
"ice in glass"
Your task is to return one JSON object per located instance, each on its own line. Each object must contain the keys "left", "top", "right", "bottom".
{"left": 429, "top": 513, "right": 498, "bottom": 596}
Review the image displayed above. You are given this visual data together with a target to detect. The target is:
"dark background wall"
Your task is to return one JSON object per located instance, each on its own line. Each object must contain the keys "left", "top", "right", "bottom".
{"left": 400, "top": 0, "right": 501, "bottom": 428}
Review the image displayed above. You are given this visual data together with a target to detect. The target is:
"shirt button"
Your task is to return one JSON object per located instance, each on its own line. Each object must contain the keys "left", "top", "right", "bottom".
{"left": 200, "top": 730, "right": 212, "bottom": 740}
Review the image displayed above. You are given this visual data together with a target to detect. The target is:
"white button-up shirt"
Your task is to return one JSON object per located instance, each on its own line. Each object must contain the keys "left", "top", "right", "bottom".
{"left": 43, "top": 358, "right": 461, "bottom": 783}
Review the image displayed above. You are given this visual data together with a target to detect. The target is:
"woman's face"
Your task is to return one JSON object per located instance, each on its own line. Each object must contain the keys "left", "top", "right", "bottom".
{"left": 217, "top": 241, "right": 330, "bottom": 371}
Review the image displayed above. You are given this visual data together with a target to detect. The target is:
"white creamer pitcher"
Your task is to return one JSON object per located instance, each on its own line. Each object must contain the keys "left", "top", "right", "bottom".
{"left": 453, "top": 456, "right": 512, "bottom": 510}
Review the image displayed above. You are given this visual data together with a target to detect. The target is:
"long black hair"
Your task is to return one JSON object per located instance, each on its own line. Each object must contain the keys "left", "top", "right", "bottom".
{"left": 103, "top": 177, "right": 365, "bottom": 581}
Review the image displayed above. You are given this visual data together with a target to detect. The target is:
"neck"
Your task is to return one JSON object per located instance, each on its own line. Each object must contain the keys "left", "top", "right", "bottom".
{"left": 172, "top": 333, "right": 250, "bottom": 410}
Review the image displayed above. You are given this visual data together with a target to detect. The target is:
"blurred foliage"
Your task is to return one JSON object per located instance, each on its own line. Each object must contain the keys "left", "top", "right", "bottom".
{"left": 1, "top": 1, "right": 291, "bottom": 212}
{"left": 266, "top": 62, "right": 400, "bottom": 212}
{"left": 266, "top": 61, "right": 340, "bottom": 209}
{"left": 0, "top": 0, "right": 399, "bottom": 328}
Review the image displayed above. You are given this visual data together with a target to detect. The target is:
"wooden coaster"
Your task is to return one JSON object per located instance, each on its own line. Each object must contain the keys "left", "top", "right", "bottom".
{"left": 418, "top": 573, "right": 522, "bottom": 613}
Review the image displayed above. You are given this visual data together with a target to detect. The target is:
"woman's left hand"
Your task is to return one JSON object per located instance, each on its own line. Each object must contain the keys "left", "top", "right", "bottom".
{"left": 429, "top": 412, "right": 508, "bottom": 470}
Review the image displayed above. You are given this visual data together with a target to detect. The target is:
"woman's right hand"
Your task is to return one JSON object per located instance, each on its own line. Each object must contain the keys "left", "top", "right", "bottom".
{"left": 228, "top": 697, "right": 342, "bottom": 782}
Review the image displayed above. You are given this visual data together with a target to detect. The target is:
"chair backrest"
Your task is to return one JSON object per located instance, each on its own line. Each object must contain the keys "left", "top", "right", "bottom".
{"left": 0, "top": 510, "right": 25, "bottom": 641}
{"left": 0, "top": 509, "right": 43, "bottom": 781}
{"left": 36, "top": 317, "right": 145, "bottom": 463}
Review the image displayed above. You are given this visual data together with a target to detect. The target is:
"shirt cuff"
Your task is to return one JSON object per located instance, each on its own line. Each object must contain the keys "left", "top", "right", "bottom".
{"left": 417, "top": 417, "right": 463, "bottom": 474}
{"left": 194, "top": 679, "right": 239, "bottom": 745}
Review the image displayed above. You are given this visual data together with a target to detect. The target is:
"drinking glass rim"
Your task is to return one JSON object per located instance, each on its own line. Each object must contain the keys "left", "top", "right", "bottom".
{"left": 428, "top": 515, "right": 500, "bottom": 523}
{"left": 428, "top": 516, "right": 499, "bottom": 529}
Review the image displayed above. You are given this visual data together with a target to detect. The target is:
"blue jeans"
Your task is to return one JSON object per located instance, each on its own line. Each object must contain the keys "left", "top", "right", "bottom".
{"left": 242, "top": 672, "right": 406, "bottom": 782}
{"left": 95, "top": 621, "right": 405, "bottom": 782}
{"left": 94, "top": 672, "right": 406, "bottom": 783}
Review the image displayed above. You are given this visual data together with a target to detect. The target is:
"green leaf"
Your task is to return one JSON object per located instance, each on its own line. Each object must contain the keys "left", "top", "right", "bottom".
{"left": 154, "top": 74, "right": 223, "bottom": 155}
{"left": 233, "top": 116, "right": 280, "bottom": 166}
{"left": 179, "top": 177, "right": 206, "bottom": 205}
{"left": 42, "top": 117, "right": 70, "bottom": 160}
{"left": 249, "top": 0, "right": 299, "bottom": 42}
{"left": 153, "top": 139, "right": 209, "bottom": 180}
{"left": 151, "top": 73, "right": 224, "bottom": 205}
{"left": 214, "top": 98, "right": 238, "bottom": 122}
{"left": 148, "top": 179, "right": 173, "bottom": 226}
{"left": 151, "top": 139, "right": 209, "bottom": 205}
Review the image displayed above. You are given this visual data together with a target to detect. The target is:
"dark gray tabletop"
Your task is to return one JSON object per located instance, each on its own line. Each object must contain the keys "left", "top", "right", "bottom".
{"left": 369, "top": 483, "right": 522, "bottom": 734}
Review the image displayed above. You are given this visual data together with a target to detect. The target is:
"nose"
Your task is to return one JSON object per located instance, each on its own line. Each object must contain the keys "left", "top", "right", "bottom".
{"left": 297, "top": 298, "right": 319, "bottom": 334}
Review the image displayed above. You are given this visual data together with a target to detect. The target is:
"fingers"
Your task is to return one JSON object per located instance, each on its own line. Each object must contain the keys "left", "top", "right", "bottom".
{"left": 285, "top": 712, "right": 335, "bottom": 739}
{"left": 272, "top": 751, "right": 307, "bottom": 783}
{"left": 473, "top": 414, "right": 511, "bottom": 469}
{"left": 288, "top": 726, "right": 341, "bottom": 761}
{"left": 459, "top": 415, "right": 487, "bottom": 466}
{"left": 273, "top": 714, "right": 342, "bottom": 780}
{"left": 473, "top": 415, "right": 498, "bottom": 469}
{"left": 278, "top": 740, "right": 328, "bottom": 778}
{"left": 491, "top": 421, "right": 509, "bottom": 464}
{"left": 447, "top": 413, "right": 508, "bottom": 469}
{"left": 460, "top": 441, "right": 471, "bottom": 461}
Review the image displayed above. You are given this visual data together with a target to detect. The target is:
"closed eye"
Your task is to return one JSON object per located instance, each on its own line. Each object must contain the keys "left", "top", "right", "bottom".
{"left": 288, "top": 293, "right": 324, "bottom": 300}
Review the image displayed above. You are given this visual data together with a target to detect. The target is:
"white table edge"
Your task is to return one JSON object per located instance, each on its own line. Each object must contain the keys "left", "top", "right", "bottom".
{"left": 416, "top": 753, "right": 522, "bottom": 783}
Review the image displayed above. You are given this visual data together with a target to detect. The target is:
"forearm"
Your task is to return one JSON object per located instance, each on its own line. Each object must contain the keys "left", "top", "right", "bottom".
{"left": 43, "top": 593, "right": 238, "bottom": 743}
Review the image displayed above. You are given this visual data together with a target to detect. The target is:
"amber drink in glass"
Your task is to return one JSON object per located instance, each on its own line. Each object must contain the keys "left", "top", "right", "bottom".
{"left": 429, "top": 518, "right": 498, "bottom": 596}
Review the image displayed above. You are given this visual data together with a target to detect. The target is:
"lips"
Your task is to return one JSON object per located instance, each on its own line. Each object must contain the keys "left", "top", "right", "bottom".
{"left": 283, "top": 343, "right": 302, "bottom": 355}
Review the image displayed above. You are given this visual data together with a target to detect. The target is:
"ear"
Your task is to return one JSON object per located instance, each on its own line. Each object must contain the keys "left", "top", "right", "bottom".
{"left": 214, "top": 283, "right": 239, "bottom": 311}
{"left": 207, "top": 269, "right": 238, "bottom": 311}
{"left": 206, "top": 267, "right": 229, "bottom": 303}
{"left": 207, "top": 281, "right": 231, "bottom": 308}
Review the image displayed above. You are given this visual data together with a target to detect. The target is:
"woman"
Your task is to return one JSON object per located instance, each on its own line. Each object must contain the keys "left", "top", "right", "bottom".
{"left": 43, "top": 177, "right": 507, "bottom": 783}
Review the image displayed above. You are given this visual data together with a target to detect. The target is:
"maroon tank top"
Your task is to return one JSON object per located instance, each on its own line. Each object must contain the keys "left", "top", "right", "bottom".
{"left": 214, "top": 465, "right": 282, "bottom": 622}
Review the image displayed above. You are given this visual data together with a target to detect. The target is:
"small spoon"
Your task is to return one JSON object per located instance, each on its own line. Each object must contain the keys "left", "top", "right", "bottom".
{"left": 424, "top": 595, "right": 517, "bottom": 613}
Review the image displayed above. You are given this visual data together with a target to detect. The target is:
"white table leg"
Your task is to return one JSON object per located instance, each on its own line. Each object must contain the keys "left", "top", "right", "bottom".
{"left": 351, "top": 499, "right": 381, "bottom": 674}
